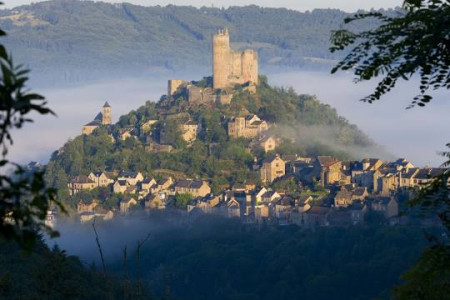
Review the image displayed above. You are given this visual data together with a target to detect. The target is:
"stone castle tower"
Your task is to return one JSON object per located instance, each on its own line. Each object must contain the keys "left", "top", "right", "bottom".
{"left": 102, "top": 101, "right": 111, "bottom": 125}
{"left": 213, "top": 28, "right": 258, "bottom": 90}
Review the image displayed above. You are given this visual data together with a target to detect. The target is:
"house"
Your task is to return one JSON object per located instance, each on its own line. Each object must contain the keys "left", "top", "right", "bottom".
{"left": 275, "top": 196, "right": 295, "bottom": 219}
{"left": 140, "top": 120, "right": 158, "bottom": 134}
{"left": 120, "top": 198, "right": 138, "bottom": 214}
{"left": 254, "top": 187, "right": 268, "bottom": 204}
{"left": 255, "top": 204, "right": 270, "bottom": 221}
{"left": 295, "top": 195, "right": 312, "bottom": 213}
{"left": 361, "top": 158, "right": 383, "bottom": 171}
{"left": 351, "top": 187, "right": 369, "bottom": 201}
{"left": 227, "top": 198, "right": 241, "bottom": 218}
{"left": 77, "top": 200, "right": 99, "bottom": 213}
{"left": 145, "top": 193, "right": 166, "bottom": 210}
{"left": 371, "top": 197, "right": 399, "bottom": 218}
{"left": 253, "top": 135, "right": 277, "bottom": 153}
{"left": 376, "top": 172, "right": 397, "bottom": 196}
{"left": 412, "top": 168, "right": 444, "bottom": 187}
{"left": 260, "top": 154, "right": 285, "bottom": 184}
{"left": 179, "top": 120, "right": 199, "bottom": 143}
{"left": 140, "top": 178, "right": 157, "bottom": 192}
{"left": 228, "top": 114, "right": 268, "bottom": 138}
{"left": 261, "top": 190, "right": 281, "bottom": 204}
{"left": 349, "top": 201, "right": 367, "bottom": 225}
{"left": 174, "top": 179, "right": 211, "bottom": 197}
{"left": 334, "top": 190, "right": 353, "bottom": 208}
{"left": 399, "top": 168, "right": 419, "bottom": 188}
{"left": 68, "top": 175, "right": 96, "bottom": 195}
{"left": 119, "top": 128, "right": 134, "bottom": 141}
{"left": 88, "top": 171, "right": 114, "bottom": 187}
{"left": 118, "top": 171, "right": 144, "bottom": 185}
{"left": 316, "top": 156, "right": 343, "bottom": 187}
{"left": 305, "top": 206, "right": 331, "bottom": 227}
{"left": 157, "top": 177, "right": 174, "bottom": 192}
{"left": 113, "top": 180, "right": 129, "bottom": 194}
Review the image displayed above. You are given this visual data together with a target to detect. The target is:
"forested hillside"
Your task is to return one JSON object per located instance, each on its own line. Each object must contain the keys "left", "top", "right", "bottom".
{"left": 0, "top": 0, "right": 401, "bottom": 84}
{"left": 45, "top": 76, "right": 386, "bottom": 211}
{"left": 104, "top": 214, "right": 427, "bottom": 300}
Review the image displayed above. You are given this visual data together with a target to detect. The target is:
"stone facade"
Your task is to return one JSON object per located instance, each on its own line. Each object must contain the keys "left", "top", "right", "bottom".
{"left": 82, "top": 102, "right": 112, "bottom": 135}
{"left": 168, "top": 79, "right": 187, "bottom": 96}
{"left": 213, "top": 28, "right": 258, "bottom": 89}
{"left": 260, "top": 154, "right": 285, "bottom": 184}
{"left": 179, "top": 121, "right": 199, "bottom": 143}
{"left": 228, "top": 115, "right": 268, "bottom": 138}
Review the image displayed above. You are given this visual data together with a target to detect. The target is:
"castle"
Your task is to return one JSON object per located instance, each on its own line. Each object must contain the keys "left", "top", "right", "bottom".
{"left": 82, "top": 102, "right": 112, "bottom": 135}
{"left": 213, "top": 28, "right": 258, "bottom": 89}
{"left": 167, "top": 29, "right": 258, "bottom": 104}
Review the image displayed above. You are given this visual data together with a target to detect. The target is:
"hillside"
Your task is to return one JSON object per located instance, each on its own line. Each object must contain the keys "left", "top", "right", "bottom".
{"left": 44, "top": 75, "right": 384, "bottom": 209}
{"left": 0, "top": 0, "right": 402, "bottom": 85}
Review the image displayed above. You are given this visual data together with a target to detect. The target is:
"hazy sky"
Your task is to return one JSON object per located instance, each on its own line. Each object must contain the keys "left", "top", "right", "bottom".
{"left": 5, "top": 0, "right": 403, "bottom": 12}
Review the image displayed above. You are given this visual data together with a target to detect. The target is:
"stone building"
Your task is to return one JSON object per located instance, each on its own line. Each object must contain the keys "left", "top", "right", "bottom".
{"left": 82, "top": 102, "right": 112, "bottom": 135}
{"left": 213, "top": 28, "right": 258, "bottom": 89}
{"left": 260, "top": 154, "right": 285, "bottom": 184}
{"left": 315, "top": 156, "right": 343, "bottom": 187}
{"left": 68, "top": 175, "right": 96, "bottom": 195}
{"left": 174, "top": 179, "right": 211, "bottom": 198}
{"left": 179, "top": 120, "right": 199, "bottom": 143}
{"left": 228, "top": 114, "right": 268, "bottom": 138}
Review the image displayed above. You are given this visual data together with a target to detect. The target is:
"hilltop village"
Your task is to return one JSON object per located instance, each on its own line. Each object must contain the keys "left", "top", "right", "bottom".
{"left": 44, "top": 29, "right": 443, "bottom": 227}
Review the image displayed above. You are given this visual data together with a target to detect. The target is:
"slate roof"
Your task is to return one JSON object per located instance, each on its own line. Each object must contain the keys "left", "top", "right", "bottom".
{"left": 307, "top": 206, "right": 330, "bottom": 215}
{"left": 103, "top": 101, "right": 111, "bottom": 107}
{"left": 71, "top": 175, "right": 95, "bottom": 184}
{"left": 317, "top": 156, "right": 338, "bottom": 167}
{"left": 353, "top": 187, "right": 367, "bottom": 197}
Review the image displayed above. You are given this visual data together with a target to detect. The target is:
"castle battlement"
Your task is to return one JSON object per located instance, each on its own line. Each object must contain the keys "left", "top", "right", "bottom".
{"left": 213, "top": 29, "right": 258, "bottom": 90}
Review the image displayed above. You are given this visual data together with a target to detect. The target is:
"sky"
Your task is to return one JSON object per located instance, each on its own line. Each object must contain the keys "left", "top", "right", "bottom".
{"left": 5, "top": 0, "right": 403, "bottom": 12}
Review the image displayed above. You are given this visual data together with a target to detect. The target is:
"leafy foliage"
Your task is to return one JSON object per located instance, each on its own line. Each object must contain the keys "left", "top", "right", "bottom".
{"left": 330, "top": 0, "right": 450, "bottom": 107}
{"left": 0, "top": 16, "right": 64, "bottom": 249}
{"left": 0, "top": 237, "right": 123, "bottom": 298}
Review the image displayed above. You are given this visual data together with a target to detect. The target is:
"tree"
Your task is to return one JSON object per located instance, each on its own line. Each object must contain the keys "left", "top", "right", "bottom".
{"left": 330, "top": 0, "right": 450, "bottom": 107}
{"left": 0, "top": 9, "right": 64, "bottom": 249}
{"left": 330, "top": 0, "right": 450, "bottom": 297}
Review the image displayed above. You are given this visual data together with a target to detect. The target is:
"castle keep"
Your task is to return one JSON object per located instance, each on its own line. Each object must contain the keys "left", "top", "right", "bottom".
{"left": 213, "top": 28, "right": 258, "bottom": 89}
{"left": 167, "top": 29, "right": 258, "bottom": 104}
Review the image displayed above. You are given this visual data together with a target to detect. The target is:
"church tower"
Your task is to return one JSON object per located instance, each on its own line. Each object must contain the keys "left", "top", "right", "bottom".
{"left": 102, "top": 101, "right": 111, "bottom": 125}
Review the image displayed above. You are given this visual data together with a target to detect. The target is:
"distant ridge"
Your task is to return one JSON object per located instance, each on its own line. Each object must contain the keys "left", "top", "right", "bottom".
{"left": 0, "top": 0, "right": 401, "bottom": 85}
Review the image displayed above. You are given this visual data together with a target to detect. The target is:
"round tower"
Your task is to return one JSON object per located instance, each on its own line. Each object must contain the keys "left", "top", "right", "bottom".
{"left": 102, "top": 101, "right": 111, "bottom": 125}
{"left": 213, "top": 28, "right": 230, "bottom": 90}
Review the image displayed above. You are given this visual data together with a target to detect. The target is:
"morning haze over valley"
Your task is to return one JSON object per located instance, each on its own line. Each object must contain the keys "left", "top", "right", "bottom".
{"left": 0, "top": 1, "right": 448, "bottom": 299}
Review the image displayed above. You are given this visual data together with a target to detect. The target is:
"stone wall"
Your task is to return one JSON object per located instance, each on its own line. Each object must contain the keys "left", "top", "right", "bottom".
{"left": 213, "top": 28, "right": 258, "bottom": 90}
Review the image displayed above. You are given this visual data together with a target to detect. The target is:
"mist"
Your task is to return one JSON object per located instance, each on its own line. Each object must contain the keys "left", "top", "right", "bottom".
{"left": 9, "top": 69, "right": 449, "bottom": 167}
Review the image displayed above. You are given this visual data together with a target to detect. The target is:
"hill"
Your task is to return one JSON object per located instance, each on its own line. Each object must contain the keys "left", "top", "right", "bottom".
{"left": 0, "top": 0, "right": 401, "bottom": 85}
{"left": 44, "top": 75, "right": 386, "bottom": 208}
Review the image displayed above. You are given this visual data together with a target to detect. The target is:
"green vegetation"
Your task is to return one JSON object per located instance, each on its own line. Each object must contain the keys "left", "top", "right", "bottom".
{"left": 0, "top": 13, "right": 64, "bottom": 248}
{"left": 0, "top": 0, "right": 399, "bottom": 84}
{"left": 106, "top": 215, "right": 427, "bottom": 300}
{"left": 46, "top": 76, "right": 377, "bottom": 210}
{"left": 0, "top": 237, "right": 124, "bottom": 298}
{"left": 330, "top": 1, "right": 450, "bottom": 297}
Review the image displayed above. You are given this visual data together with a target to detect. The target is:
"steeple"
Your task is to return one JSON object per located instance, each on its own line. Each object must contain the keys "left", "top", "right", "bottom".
{"left": 102, "top": 101, "right": 111, "bottom": 125}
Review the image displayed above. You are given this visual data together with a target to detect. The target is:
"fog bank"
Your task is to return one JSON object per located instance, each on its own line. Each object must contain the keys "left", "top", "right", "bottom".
{"left": 9, "top": 70, "right": 448, "bottom": 167}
